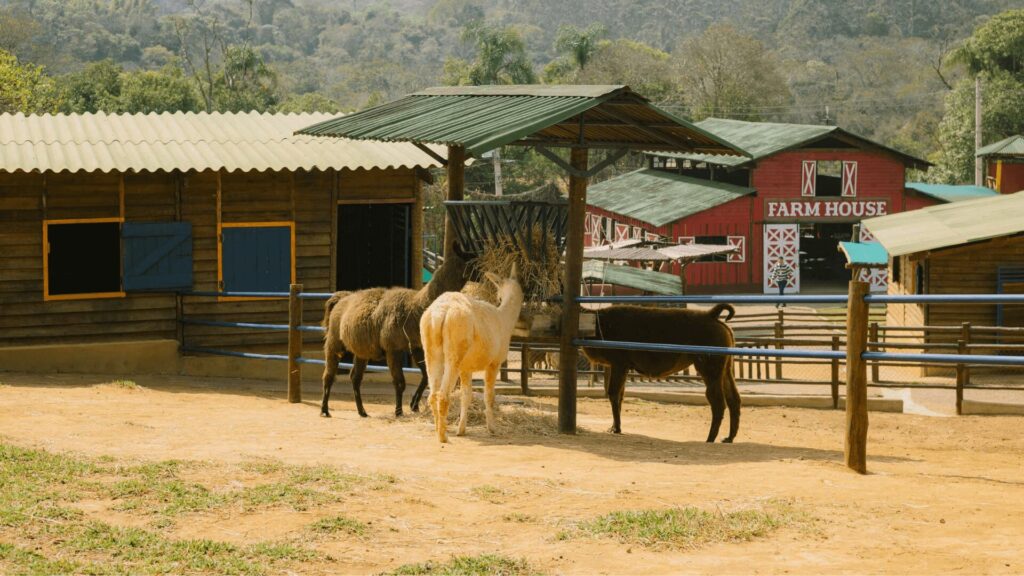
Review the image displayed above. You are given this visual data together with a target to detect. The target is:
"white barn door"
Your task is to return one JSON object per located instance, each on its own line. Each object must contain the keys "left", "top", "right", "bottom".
{"left": 858, "top": 226, "right": 888, "bottom": 292}
{"left": 764, "top": 224, "right": 800, "bottom": 294}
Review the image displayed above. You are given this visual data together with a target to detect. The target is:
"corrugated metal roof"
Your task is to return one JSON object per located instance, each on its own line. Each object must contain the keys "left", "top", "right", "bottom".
{"left": 584, "top": 242, "right": 737, "bottom": 262}
{"left": 838, "top": 241, "right": 888, "bottom": 268}
{"left": 976, "top": 134, "right": 1024, "bottom": 157}
{"left": 863, "top": 190, "right": 1024, "bottom": 257}
{"left": 586, "top": 168, "right": 753, "bottom": 227}
{"left": 297, "top": 85, "right": 748, "bottom": 158}
{"left": 905, "top": 182, "right": 999, "bottom": 203}
{"left": 652, "top": 117, "right": 930, "bottom": 169}
{"left": 0, "top": 111, "right": 443, "bottom": 173}
{"left": 582, "top": 260, "right": 682, "bottom": 295}
{"left": 656, "top": 243, "right": 738, "bottom": 261}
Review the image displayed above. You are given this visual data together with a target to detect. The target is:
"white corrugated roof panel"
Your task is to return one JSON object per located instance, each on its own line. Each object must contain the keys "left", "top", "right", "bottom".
{"left": 0, "top": 112, "right": 443, "bottom": 173}
{"left": 863, "top": 190, "right": 1024, "bottom": 257}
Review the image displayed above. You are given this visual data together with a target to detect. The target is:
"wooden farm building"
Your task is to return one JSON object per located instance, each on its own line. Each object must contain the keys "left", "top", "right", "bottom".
{"left": 585, "top": 118, "right": 944, "bottom": 294}
{"left": 978, "top": 134, "right": 1024, "bottom": 194}
{"left": 0, "top": 112, "right": 441, "bottom": 373}
{"left": 865, "top": 190, "right": 1024, "bottom": 342}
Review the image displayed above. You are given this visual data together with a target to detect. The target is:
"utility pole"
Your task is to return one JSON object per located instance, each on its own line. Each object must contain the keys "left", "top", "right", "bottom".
{"left": 493, "top": 148, "right": 503, "bottom": 196}
{"left": 975, "top": 76, "right": 983, "bottom": 186}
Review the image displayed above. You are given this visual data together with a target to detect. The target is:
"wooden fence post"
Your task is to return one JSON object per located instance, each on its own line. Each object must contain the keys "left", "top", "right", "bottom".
{"left": 831, "top": 335, "right": 840, "bottom": 409}
{"left": 520, "top": 341, "right": 531, "bottom": 396}
{"left": 869, "top": 322, "right": 880, "bottom": 383}
{"left": 773, "top": 321, "right": 784, "bottom": 380}
{"left": 288, "top": 283, "right": 303, "bottom": 404}
{"left": 500, "top": 360, "right": 508, "bottom": 382}
{"left": 961, "top": 322, "right": 972, "bottom": 388}
{"left": 956, "top": 339, "right": 966, "bottom": 416}
{"left": 845, "top": 280, "right": 870, "bottom": 474}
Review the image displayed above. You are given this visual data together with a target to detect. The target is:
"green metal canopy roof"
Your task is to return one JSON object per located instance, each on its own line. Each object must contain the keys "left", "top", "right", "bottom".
{"left": 582, "top": 260, "right": 683, "bottom": 295}
{"left": 838, "top": 241, "right": 888, "bottom": 268}
{"left": 586, "top": 168, "right": 754, "bottom": 227}
{"left": 905, "top": 182, "right": 999, "bottom": 203}
{"left": 976, "top": 134, "right": 1024, "bottom": 158}
{"left": 296, "top": 85, "right": 748, "bottom": 158}
{"left": 651, "top": 118, "right": 930, "bottom": 170}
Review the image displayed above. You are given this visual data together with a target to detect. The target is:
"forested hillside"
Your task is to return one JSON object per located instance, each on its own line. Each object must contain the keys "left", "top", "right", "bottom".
{"left": 1, "top": 0, "right": 1022, "bottom": 184}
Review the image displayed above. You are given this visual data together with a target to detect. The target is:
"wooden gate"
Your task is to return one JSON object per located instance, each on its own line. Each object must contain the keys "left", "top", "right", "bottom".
{"left": 763, "top": 224, "right": 800, "bottom": 293}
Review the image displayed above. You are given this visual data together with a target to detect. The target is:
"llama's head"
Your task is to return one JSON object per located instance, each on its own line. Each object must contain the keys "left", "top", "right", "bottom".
{"left": 484, "top": 263, "right": 523, "bottom": 307}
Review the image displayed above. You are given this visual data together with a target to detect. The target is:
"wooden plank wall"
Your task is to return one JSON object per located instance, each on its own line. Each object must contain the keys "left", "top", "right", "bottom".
{"left": 1, "top": 167, "right": 422, "bottom": 353}
{"left": 926, "top": 236, "right": 1024, "bottom": 333}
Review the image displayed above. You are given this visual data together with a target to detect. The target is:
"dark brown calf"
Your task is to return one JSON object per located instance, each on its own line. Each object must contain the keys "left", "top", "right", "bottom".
{"left": 581, "top": 304, "right": 740, "bottom": 442}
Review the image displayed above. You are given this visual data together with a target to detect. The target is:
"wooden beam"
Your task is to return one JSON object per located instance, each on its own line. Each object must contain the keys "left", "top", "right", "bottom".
{"left": 443, "top": 145, "right": 465, "bottom": 260}
{"left": 534, "top": 146, "right": 628, "bottom": 178}
{"left": 558, "top": 147, "right": 588, "bottom": 434}
{"left": 414, "top": 142, "right": 448, "bottom": 167}
{"left": 845, "top": 279, "right": 870, "bottom": 474}
{"left": 598, "top": 105, "right": 698, "bottom": 151}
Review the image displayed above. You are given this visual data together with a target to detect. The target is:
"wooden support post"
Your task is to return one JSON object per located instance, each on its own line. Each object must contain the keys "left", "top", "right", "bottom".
{"left": 844, "top": 280, "right": 870, "bottom": 474}
{"left": 869, "top": 322, "right": 880, "bottom": 383}
{"left": 520, "top": 342, "right": 531, "bottom": 395}
{"left": 961, "top": 322, "right": 972, "bottom": 388}
{"left": 831, "top": 335, "right": 840, "bottom": 409}
{"left": 558, "top": 147, "right": 588, "bottom": 434}
{"left": 773, "top": 321, "right": 784, "bottom": 380}
{"left": 443, "top": 145, "right": 465, "bottom": 260}
{"left": 288, "top": 283, "right": 303, "bottom": 404}
{"left": 956, "top": 339, "right": 966, "bottom": 416}
{"left": 500, "top": 360, "right": 508, "bottom": 383}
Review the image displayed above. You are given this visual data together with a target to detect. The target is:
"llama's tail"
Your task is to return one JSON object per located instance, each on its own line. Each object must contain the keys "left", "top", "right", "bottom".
{"left": 707, "top": 303, "right": 735, "bottom": 322}
{"left": 322, "top": 291, "right": 350, "bottom": 329}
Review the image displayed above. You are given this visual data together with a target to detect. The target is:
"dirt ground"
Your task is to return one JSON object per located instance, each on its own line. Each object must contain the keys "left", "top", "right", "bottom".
{"left": 1, "top": 371, "right": 1023, "bottom": 575}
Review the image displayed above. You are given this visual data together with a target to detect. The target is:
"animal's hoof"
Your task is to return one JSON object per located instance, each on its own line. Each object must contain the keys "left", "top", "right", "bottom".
{"left": 358, "top": 411, "right": 368, "bottom": 418}
{"left": 608, "top": 426, "right": 621, "bottom": 434}
{"left": 410, "top": 404, "right": 420, "bottom": 413}
{"left": 722, "top": 437, "right": 734, "bottom": 444}
{"left": 320, "top": 411, "right": 331, "bottom": 418}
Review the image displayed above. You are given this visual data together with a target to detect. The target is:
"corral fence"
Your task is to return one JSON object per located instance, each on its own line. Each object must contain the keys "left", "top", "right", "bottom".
{"left": 505, "top": 305, "right": 1024, "bottom": 414}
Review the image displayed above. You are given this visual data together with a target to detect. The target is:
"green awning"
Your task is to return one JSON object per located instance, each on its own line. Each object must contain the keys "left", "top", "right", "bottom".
{"left": 582, "top": 260, "right": 682, "bottom": 295}
{"left": 838, "top": 241, "right": 888, "bottom": 268}
{"left": 905, "top": 182, "right": 998, "bottom": 203}
{"left": 976, "top": 134, "right": 1024, "bottom": 158}
{"left": 296, "top": 85, "right": 748, "bottom": 158}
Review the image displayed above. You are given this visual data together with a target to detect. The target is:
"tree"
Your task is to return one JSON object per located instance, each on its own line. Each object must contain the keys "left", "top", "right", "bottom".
{"left": 675, "top": 24, "right": 792, "bottom": 121}
{"left": 0, "top": 49, "right": 59, "bottom": 113}
{"left": 575, "top": 39, "right": 680, "bottom": 104}
{"left": 59, "top": 60, "right": 123, "bottom": 113}
{"left": 120, "top": 67, "right": 201, "bottom": 113}
{"left": 931, "top": 9, "right": 1024, "bottom": 183}
{"left": 445, "top": 22, "right": 535, "bottom": 86}
{"left": 554, "top": 23, "right": 606, "bottom": 72}
{"left": 276, "top": 92, "right": 343, "bottom": 114}
{"left": 212, "top": 44, "right": 278, "bottom": 112}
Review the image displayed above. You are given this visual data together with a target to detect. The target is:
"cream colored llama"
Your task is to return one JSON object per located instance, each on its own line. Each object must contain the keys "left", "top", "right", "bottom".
{"left": 420, "top": 264, "right": 523, "bottom": 443}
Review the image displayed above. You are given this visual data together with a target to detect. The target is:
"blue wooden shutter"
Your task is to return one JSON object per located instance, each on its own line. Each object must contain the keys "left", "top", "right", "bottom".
{"left": 222, "top": 226, "right": 291, "bottom": 292}
{"left": 122, "top": 222, "right": 193, "bottom": 291}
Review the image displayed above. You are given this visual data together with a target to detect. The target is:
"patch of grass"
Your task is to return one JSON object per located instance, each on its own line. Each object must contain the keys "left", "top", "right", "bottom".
{"left": 0, "top": 542, "right": 82, "bottom": 575}
{"left": 502, "top": 512, "right": 534, "bottom": 523}
{"left": 470, "top": 484, "right": 506, "bottom": 503}
{"left": 238, "top": 482, "right": 331, "bottom": 512}
{"left": 110, "top": 379, "right": 140, "bottom": 389}
{"left": 385, "top": 554, "right": 539, "bottom": 576}
{"left": 309, "top": 514, "right": 369, "bottom": 537}
{"left": 559, "top": 500, "right": 798, "bottom": 549}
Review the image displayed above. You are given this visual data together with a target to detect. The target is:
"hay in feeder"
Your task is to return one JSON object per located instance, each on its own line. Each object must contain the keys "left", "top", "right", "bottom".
{"left": 471, "top": 226, "right": 563, "bottom": 318}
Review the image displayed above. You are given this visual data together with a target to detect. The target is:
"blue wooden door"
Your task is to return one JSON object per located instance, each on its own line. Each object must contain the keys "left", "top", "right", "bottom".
{"left": 122, "top": 221, "right": 193, "bottom": 291}
{"left": 222, "top": 226, "right": 292, "bottom": 293}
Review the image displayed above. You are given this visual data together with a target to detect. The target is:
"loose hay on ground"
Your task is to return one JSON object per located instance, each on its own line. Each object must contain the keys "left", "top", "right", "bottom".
{"left": 396, "top": 393, "right": 579, "bottom": 436}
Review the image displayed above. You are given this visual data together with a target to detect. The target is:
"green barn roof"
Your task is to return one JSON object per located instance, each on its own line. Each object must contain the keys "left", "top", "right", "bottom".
{"left": 296, "top": 85, "right": 748, "bottom": 158}
{"left": 582, "top": 260, "right": 683, "bottom": 295}
{"left": 586, "top": 168, "right": 754, "bottom": 227}
{"left": 976, "top": 134, "right": 1024, "bottom": 158}
{"left": 905, "top": 182, "right": 999, "bottom": 203}
{"left": 652, "top": 118, "right": 930, "bottom": 170}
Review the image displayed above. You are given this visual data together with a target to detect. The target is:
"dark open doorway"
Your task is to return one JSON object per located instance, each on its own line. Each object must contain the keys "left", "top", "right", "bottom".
{"left": 800, "top": 222, "right": 853, "bottom": 291}
{"left": 337, "top": 203, "right": 411, "bottom": 290}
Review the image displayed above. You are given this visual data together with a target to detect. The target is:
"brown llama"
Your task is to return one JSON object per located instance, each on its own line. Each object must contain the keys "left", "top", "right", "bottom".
{"left": 320, "top": 249, "right": 470, "bottom": 418}
{"left": 580, "top": 304, "right": 741, "bottom": 443}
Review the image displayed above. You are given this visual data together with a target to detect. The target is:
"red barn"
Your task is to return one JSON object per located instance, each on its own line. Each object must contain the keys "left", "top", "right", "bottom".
{"left": 978, "top": 134, "right": 1024, "bottom": 194}
{"left": 585, "top": 118, "right": 944, "bottom": 294}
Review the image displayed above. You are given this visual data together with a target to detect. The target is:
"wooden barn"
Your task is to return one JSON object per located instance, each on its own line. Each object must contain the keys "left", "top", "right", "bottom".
{"left": 0, "top": 112, "right": 441, "bottom": 374}
{"left": 584, "top": 118, "right": 936, "bottom": 294}
{"left": 865, "top": 191, "right": 1024, "bottom": 365}
{"left": 978, "top": 134, "right": 1024, "bottom": 194}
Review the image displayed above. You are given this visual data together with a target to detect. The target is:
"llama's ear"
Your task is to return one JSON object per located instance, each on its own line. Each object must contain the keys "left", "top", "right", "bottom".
{"left": 484, "top": 272, "right": 501, "bottom": 287}
{"left": 509, "top": 262, "right": 519, "bottom": 281}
